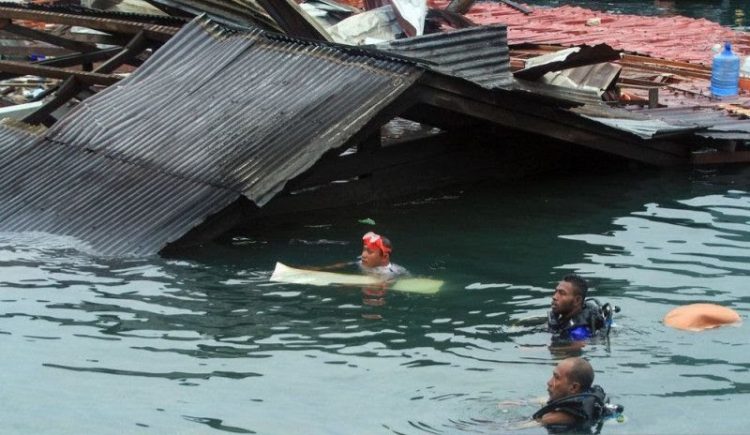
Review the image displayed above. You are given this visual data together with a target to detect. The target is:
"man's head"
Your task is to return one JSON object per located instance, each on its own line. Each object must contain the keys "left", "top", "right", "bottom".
{"left": 360, "top": 232, "right": 392, "bottom": 268}
{"left": 546, "top": 357, "right": 594, "bottom": 402}
{"left": 551, "top": 274, "right": 588, "bottom": 317}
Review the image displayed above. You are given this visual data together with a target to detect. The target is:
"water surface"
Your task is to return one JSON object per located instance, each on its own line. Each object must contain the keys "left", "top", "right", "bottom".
{"left": 1, "top": 165, "right": 748, "bottom": 434}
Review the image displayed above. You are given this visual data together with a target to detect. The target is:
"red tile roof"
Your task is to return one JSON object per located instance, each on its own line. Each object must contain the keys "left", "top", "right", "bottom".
{"left": 428, "top": 0, "right": 750, "bottom": 65}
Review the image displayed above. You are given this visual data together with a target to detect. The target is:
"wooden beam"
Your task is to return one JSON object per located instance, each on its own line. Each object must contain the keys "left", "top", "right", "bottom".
{"left": 255, "top": 0, "right": 331, "bottom": 42}
{"left": 45, "top": 29, "right": 132, "bottom": 47}
{"left": 446, "top": 0, "right": 477, "bottom": 14}
{"left": 0, "top": 19, "right": 99, "bottom": 53}
{"left": 414, "top": 72, "right": 689, "bottom": 166}
{"left": 22, "top": 76, "right": 81, "bottom": 125}
{"left": 0, "top": 60, "right": 119, "bottom": 86}
{"left": 0, "top": 6, "right": 178, "bottom": 42}
{"left": 93, "top": 30, "right": 148, "bottom": 74}
{"left": 0, "top": 47, "right": 123, "bottom": 81}
{"left": 692, "top": 150, "right": 750, "bottom": 165}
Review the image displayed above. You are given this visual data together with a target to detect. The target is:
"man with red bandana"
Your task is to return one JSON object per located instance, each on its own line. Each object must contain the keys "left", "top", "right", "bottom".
{"left": 358, "top": 231, "right": 408, "bottom": 280}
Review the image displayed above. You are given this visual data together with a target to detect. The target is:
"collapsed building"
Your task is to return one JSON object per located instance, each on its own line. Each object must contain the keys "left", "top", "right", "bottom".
{"left": 0, "top": 0, "right": 749, "bottom": 256}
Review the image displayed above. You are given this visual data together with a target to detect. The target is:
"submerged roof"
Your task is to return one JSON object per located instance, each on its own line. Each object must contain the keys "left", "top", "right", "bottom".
{"left": 0, "top": 16, "right": 421, "bottom": 256}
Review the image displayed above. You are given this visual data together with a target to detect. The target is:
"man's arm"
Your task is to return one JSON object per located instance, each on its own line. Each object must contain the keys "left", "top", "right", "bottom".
{"left": 538, "top": 410, "right": 578, "bottom": 426}
{"left": 310, "top": 261, "right": 357, "bottom": 271}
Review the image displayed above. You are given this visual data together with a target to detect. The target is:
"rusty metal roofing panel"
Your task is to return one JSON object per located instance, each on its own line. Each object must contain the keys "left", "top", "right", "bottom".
{"left": 514, "top": 44, "right": 621, "bottom": 81}
{"left": 580, "top": 116, "right": 698, "bottom": 139}
{"left": 540, "top": 63, "right": 621, "bottom": 97}
{"left": 376, "top": 24, "right": 512, "bottom": 88}
{"left": 578, "top": 105, "right": 750, "bottom": 140}
{"left": 512, "top": 80, "right": 605, "bottom": 106}
{"left": 0, "top": 16, "right": 420, "bottom": 256}
{"left": 634, "top": 106, "right": 750, "bottom": 140}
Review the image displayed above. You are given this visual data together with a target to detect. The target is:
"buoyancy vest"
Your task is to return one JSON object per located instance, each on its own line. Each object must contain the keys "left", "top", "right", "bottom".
{"left": 548, "top": 299, "right": 609, "bottom": 340}
{"left": 532, "top": 385, "right": 609, "bottom": 434}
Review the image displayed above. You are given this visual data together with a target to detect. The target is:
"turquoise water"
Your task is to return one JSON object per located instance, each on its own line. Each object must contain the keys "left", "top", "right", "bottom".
{"left": 1, "top": 165, "right": 748, "bottom": 434}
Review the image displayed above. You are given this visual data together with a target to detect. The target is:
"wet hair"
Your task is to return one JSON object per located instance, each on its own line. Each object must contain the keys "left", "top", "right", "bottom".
{"left": 562, "top": 274, "right": 589, "bottom": 300}
{"left": 381, "top": 236, "right": 392, "bottom": 256}
{"left": 566, "top": 357, "right": 594, "bottom": 391}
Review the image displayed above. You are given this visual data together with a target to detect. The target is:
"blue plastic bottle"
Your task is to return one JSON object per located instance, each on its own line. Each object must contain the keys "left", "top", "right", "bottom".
{"left": 711, "top": 41, "right": 740, "bottom": 97}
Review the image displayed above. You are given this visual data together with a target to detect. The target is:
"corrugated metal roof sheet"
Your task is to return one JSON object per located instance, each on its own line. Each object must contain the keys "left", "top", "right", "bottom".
{"left": 514, "top": 44, "right": 621, "bottom": 81}
{"left": 0, "top": 119, "right": 44, "bottom": 153}
{"left": 4, "top": 1, "right": 189, "bottom": 26}
{"left": 578, "top": 105, "right": 750, "bottom": 140}
{"left": 147, "top": 0, "right": 280, "bottom": 30}
{"left": 633, "top": 106, "right": 750, "bottom": 140}
{"left": 0, "top": 16, "right": 421, "bottom": 256}
{"left": 376, "top": 24, "right": 512, "bottom": 88}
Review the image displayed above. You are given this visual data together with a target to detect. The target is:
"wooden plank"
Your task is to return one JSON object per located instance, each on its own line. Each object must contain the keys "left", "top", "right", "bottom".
{"left": 0, "top": 60, "right": 119, "bottom": 86}
{"left": 22, "top": 76, "right": 81, "bottom": 125}
{"left": 446, "top": 0, "right": 477, "bottom": 14}
{"left": 270, "top": 262, "right": 443, "bottom": 294}
{"left": 43, "top": 30, "right": 131, "bottom": 47}
{"left": 0, "top": 47, "right": 122, "bottom": 81}
{"left": 255, "top": 0, "right": 331, "bottom": 42}
{"left": 414, "top": 73, "right": 689, "bottom": 166}
{"left": 93, "top": 31, "right": 148, "bottom": 74}
{"left": 0, "top": 20, "right": 99, "bottom": 53}
{"left": 691, "top": 150, "right": 750, "bottom": 165}
{"left": 0, "top": 6, "right": 178, "bottom": 42}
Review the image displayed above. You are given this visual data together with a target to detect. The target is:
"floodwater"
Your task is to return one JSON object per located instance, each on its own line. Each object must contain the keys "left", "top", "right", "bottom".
{"left": 1, "top": 164, "right": 748, "bottom": 434}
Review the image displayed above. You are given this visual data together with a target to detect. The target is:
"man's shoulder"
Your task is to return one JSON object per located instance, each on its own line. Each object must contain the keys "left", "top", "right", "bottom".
{"left": 387, "top": 263, "right": 409, "bottom": 275}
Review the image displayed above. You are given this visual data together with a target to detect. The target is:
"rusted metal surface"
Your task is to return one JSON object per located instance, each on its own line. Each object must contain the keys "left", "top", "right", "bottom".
{"left": 631, "top": 106, "right": 750, "bottom": 141}
{"left": 540, "top": 63, "right": 622, "bottom": 97}
{"left": 377, "top": 24, "right": 511, "bottom": 88}
{"left": 514, "top": 43, "right": 621, "bottom": 81}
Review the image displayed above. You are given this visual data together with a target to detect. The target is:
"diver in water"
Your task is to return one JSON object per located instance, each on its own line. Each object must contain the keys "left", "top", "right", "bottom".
{"left": 548, "top": 274, "right": 619, "bottom": 342}
{"left": 533, "top": 357, "right": 623, "bottom": 434}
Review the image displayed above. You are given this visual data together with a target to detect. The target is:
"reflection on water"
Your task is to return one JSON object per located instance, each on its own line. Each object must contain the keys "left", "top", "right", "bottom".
{"left": 1, "top": 167, "right": 749, "bottom": 434}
